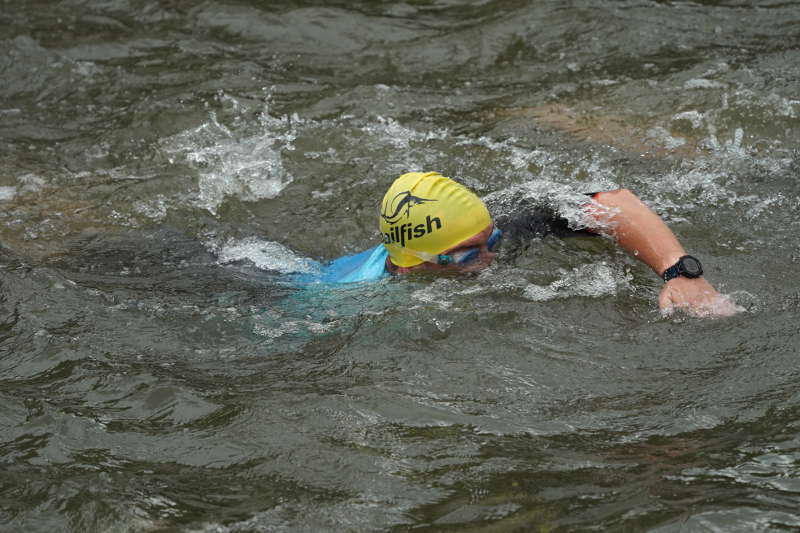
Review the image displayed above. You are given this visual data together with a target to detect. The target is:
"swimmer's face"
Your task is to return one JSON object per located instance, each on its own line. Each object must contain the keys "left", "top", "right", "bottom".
{"left": 394, "top": 223, "right": 498, "bottom": 274}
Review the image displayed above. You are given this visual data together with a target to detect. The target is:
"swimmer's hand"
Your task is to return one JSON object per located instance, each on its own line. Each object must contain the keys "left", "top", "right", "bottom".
{"left": 658, "top": 277, "right": 742, "bottom": 318}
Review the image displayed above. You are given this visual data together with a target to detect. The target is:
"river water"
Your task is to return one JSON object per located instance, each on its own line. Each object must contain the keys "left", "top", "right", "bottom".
{"left": 2, "top": 1, "right": 800, "bottom": 531}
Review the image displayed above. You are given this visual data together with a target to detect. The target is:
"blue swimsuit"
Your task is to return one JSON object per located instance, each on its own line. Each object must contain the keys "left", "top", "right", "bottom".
{"left": 296, "top": 244, "right": 389, "bottom": 284}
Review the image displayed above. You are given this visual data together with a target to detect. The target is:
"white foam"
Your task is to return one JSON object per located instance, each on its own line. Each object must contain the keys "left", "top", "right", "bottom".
{"left": 215, "top": 237, "right": 318, "bottom": 274}
{"left": 17, "top": 173, "right": 46, "bottom": 194}
{"left": 74, "top": 60, "right": 98, "bottom": 77}
{"left": 523, "top": 263, "right": 628, "bottom": 301}
{"left": 411, "top": 283, "right": 453, "bottom": 310}
{"left": 671, "top": 110, "right": 705, "bottom": 129}
{"left": 254, "top": 319, "right": 310, "bottom": 339}
{"left": 133, "top": 195, "right": 169, "bottom": 221}
{"left": 642, "top": 158, "right": 738, "bottom": 214}
{"left": 0, "top": 186, "right": 16, "bottom": 201}
{"left": 684, "top": 78, "right": 726, "bottom": 89}
{"left": 361, "top": 115, "right": 450, "bottom": 150}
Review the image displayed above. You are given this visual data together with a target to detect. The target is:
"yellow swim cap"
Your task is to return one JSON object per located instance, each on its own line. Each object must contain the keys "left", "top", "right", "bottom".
{"left": 379, "top": 171, "right": 491, "bottom": 267}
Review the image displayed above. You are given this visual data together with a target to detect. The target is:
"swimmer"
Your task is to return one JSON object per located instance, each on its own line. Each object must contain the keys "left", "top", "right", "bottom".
{"left": 320, "top": 171, "right": 740, "bottom": 318}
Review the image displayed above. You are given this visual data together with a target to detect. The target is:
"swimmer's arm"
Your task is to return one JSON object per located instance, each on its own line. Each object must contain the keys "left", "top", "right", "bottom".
{"left": 586, "top": 189, "right": 740, "bottom": 317}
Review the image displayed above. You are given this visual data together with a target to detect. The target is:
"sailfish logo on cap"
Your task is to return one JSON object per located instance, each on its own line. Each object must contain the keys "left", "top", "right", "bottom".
{"left": 381, "top": 191, "right": 437, "bottom": 225}
{"left": 380, "top": 190, "right": 443, "bottom": 248}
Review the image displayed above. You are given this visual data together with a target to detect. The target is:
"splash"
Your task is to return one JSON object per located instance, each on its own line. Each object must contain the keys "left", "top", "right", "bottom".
{"left": 483, "top": 180, "right": 603, "bottom": 233}
{"left": 362, "top": 115, "right": 450, "bottom": 150}
{"left": 163, "top": 92, "right": 297, "bottom": 215}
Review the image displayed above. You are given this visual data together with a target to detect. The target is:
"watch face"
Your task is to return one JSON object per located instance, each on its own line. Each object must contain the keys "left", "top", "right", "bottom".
{"left": 679, "top": 256, "right": 703, "bottom": 277}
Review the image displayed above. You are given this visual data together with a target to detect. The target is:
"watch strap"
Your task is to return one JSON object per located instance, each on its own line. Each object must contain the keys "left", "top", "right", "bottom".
{"left": 662, "top": 255, "right": 703, "bottom": 282}
{"left": 662, "top": 262, "right": 682, "bottom": 283}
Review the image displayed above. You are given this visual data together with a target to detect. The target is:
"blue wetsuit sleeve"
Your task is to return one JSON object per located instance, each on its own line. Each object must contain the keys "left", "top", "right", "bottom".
{"left": 318, "top": 244, "right": 389, "bottom": 283}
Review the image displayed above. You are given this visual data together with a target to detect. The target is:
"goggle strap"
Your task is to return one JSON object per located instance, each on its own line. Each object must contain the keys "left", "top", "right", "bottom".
{"left": 401, "top": 228, "right": 501, "bottom": 266}
{"left": 487, "top": 228, "right": 502, "bottom": 250}
{"left": 402, "top": 248, "right": 447, "bottom": 264}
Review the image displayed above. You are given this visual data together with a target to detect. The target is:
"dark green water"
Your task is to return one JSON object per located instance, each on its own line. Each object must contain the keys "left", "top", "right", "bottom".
{"left": 2, "top": 1, "right": 800, "bottom": 531}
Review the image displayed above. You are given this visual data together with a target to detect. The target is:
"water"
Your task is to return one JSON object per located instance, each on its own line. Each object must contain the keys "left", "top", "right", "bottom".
{"left": 2, "top": 1, "right": 800, "bottom": 531}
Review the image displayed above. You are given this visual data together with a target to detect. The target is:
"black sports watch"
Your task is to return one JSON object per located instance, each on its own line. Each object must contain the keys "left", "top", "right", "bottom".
{"left": 662, "top": 255, "right": 703, "bottom": 282}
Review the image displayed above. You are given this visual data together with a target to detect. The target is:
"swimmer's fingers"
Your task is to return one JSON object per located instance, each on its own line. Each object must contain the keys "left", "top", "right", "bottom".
{"left": 658, "top": 287, "right": 677, "bottom": 316}
{"left": 658, "top": 278, "right": 742, "bottom": 318}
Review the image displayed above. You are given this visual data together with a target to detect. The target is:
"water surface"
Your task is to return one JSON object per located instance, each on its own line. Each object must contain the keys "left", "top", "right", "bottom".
{"left": 2, "top": 1, "right": 800, "bottom": 531}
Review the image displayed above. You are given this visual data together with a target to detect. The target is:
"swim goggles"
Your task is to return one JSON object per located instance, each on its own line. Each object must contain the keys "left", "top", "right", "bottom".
{"left": 404, "top": 228, "right": 502, "bottom": 266}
